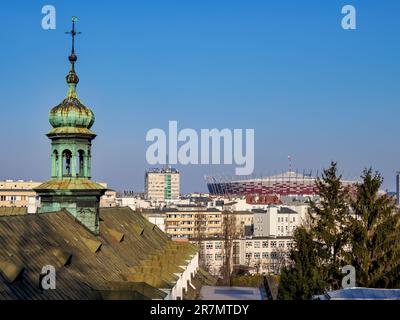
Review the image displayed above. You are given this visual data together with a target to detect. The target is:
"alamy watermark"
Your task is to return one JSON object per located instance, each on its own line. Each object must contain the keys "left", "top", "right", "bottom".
{"left": 146, "top": 121, "right": 255, "bottom": 176}
{"left": 41, "top": 5, "right": 56, "bottom": 30}
{"left": 40, "top": 265, "right": 56, "bottom": 290}
{"left": 341, "top": 265, "right": 356, "bottom": 289}
{"left": 342, "top": 5, "right": 357, "bottom": 30}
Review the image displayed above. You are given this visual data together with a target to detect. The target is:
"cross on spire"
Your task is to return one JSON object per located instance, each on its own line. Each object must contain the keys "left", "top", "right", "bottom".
{"left": 66, "top": 16, "right": 81, "bottom": 63}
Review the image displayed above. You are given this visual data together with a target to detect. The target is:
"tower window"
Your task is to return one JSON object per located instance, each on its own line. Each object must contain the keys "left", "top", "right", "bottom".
{"left": 78, "top": 150, "right": 85, "bottom": 177}
{"left": 62, "top": 149, "right": 72, "bottom": 177}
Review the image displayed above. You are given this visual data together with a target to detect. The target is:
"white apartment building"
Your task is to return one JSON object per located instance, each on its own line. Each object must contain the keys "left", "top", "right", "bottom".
{"left": 253, "top": 205, "right": 308, "bottom": 237}
{"left": 194, "top": 237, "right": 293, "bottom": 276}
{"left": 145, "top": 168, "right": 180, "bottom": 201}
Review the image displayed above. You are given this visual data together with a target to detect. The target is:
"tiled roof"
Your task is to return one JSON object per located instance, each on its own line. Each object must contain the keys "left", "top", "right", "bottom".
{"left": 0, "top": 207, "right": 28, "bottom": 217}
{"left": 0, "top": 207, "right": 197, "bottom": 300}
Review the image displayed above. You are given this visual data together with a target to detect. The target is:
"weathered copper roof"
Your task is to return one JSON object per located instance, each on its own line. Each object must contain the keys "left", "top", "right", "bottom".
{"left": 0, "top": 207, "right": 197, "bottom": 300}
{"left": 34, "top": 178, "right": 106, "bottom": 191}
{"left": 49, "top": 97, "right": 95, "bottom": 131}
{"left": 47, "top": 126, "right": 96, "bottom": 137}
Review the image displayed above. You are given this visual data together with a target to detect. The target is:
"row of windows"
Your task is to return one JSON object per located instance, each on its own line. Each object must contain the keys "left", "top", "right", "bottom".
{"left": 167, "top": 213, "right": 221, "bottom": 217}
{"left": 0, "top": 195, "right": 27, "bottom": 201}
{"left": 245, "top": 252, "right": 289, "bottom": 260}
{"left": 278, "top": 226, "right": 296, "bottom": 233}
{"left": 202, "top": 252, "right": 290, "bottom": 262}
{"left": 202, "top": 240, "right": 293, "bottom": 250}
{"left": 278, "top": 217, "right": 296, "bottom": 223}
{"left": 246, "top": 241, "right": 292, "bottom": 249}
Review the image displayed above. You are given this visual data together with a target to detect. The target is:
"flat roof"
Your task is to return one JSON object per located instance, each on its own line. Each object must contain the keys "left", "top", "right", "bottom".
{"left": 200, "top": 286, "right": 264, "bottom": 300}
{"left": 315, "top": 288, "right": 400, "bottom": 300}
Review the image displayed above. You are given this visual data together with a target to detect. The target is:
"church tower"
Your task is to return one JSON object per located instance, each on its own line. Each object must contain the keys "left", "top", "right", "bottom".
{"left": 35, "top": 17, "right": 106, "bottom": 234}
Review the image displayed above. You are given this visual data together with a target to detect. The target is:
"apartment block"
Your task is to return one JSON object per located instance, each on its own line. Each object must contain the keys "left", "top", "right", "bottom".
{"left": 193, "top": 237, "right": 293, "bottom": 276}
{"left": 165, "top": 206, "right": 222, "bottom": 239}
{"left": 0, "top": 180, "right": 41, "bottom": 214}
{"left": 145, "top": 168, "right": 180, "bottom": 201}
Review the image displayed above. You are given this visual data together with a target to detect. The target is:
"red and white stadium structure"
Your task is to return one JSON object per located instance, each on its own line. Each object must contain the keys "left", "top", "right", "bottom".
{"left": 206, "top": 171, "right": 358, "bottom": 197}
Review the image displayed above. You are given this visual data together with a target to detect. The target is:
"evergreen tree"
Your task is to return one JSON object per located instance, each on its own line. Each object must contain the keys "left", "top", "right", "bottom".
{"left": 278, "top": 227, "right": 326, "bottom": 300}
{"left": 279, "top": 162, "right": 351, "bottom": 298}
{"left": 279, "top": 163, "right": 400, "bottom": 299}
{"left": 309, "top": 162, "right": 351, "bottom": 290}
{"left": 348, "top": 169, "right": 400, "bottom": 288}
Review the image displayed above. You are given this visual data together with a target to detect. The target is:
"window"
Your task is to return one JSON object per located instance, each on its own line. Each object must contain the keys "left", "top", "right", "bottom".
{"left": 206, "top": 243, "right": 214, "bottom": 250}
{"left": 254, "top": 253, "right": 261, "bottom": 260}
{"left": 271, "top": 241, "right": 277, "bottom": 248}
{"left": 262, "top": 241, "right": 269, "bottom": 248}
{"left": 215, "top": 242, "right": 222, "bottom": 249}
{"left": 215, "top": 254, "right": 222, "bottom": 261}
{"left": 0, "top": 196, "right": 5, "bottom": 201}
{"left": 246, "top": 242, "right": 253, "bottom": 248}
{"left": 245, "top": 253, "right": 252, "bottom": 260}
{"left": 279, "top": 242, "right": 285, "bottom": 248}
{"left": 262, "top": 252, "right": 269, "bottom": 259}
{"left": 254, "top": 241, "right": 260, "bottom": 249}
{"left": 206, "top": 254, "right": 213, "bottom": 261}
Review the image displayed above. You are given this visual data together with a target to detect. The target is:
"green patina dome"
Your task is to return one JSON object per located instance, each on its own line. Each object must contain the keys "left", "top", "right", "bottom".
{"left": 49, "top": 64, "right": 95, "bottom": 130}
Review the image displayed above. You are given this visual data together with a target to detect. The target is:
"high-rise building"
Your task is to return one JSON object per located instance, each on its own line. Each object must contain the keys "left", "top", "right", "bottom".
{"left": 145, "top": 168, "right": 180, "bottom": 201}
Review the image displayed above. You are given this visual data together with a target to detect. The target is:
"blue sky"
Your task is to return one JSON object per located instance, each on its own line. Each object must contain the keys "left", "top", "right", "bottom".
{"left": 0, "top": 0, "right": 399, "bottom": 192}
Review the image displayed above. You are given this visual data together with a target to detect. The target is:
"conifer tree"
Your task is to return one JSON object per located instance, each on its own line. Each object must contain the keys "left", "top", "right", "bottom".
{"left": 279, "top": 162, "right": 351, "bottom": 298}
{"left": 309, "top": 162, "right": 351, "bottom": 290}
{"left": 347, "top": 169, "right": 400, "bottom": 288}
{"left": 278, "top": 227, "right": 326, "bottom": 300}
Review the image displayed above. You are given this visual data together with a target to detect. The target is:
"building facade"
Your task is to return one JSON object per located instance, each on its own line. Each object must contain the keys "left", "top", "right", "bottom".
{"left": 193, "top": 237, "right": 293, "bottom": 276}
{"left": 0, "top": 180, "right": 41, "bottom": 213}
{"left": 145, "top": 168, "right": 180, "bottom": 201}
{"left": 165, "top": 206, "right": 222, "bottom": 239}
{"left": 253, "top": 205, "right": 308, "bottom": 237}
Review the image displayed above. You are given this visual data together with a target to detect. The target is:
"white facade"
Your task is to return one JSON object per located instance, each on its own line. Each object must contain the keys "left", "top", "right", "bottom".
{"left": 253, "top": 205, "right": 308, "bottom": 237}
{"left": 194, "top": 237, "right": 293, "bottom": 276}
{"left": 163, "top": 252, "right": 199, "bottom": 300}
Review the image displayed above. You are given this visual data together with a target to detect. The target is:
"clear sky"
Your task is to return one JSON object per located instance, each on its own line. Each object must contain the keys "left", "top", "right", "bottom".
{"left": 0, "top": 0, "right": 399, "bottom": 193}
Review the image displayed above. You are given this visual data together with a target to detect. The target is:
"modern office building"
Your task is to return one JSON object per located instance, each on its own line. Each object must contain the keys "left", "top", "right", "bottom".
{"left": 145, "top": 168, "right": 180, "bottom": 201}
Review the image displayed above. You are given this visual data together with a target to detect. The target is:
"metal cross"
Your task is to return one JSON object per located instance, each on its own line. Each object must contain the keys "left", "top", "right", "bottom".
{"left": 65, "top": 16, "right": 81, "bottom": 55}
